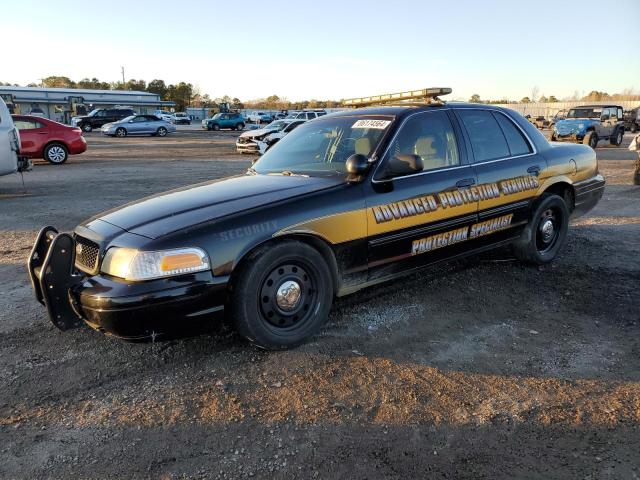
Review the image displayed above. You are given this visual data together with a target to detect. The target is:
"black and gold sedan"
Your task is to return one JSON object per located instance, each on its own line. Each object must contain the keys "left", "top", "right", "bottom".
{"left": 29, "top": 98, "right": 605, "bottom": 349}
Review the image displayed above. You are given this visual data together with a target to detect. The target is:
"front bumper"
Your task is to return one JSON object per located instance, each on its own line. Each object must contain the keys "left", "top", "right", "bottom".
{"left": 28, "top": 227, "right": 228, "bottom": 339}
{"left": 553, "top": 131, "right": 585, "bottom": 142}
{"left": 235, "top": 140, "right": 259, "bottom": 153}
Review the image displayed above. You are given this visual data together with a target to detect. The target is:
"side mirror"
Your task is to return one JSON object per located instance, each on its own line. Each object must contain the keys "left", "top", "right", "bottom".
{"left": 386, "top": 154, "right": 423, "bottom": 177}
{"left": 345, "top": 154, "right": 370, "bottom": 176}
{"left": 128, "top": 120, "right": 133, "bottom": 123}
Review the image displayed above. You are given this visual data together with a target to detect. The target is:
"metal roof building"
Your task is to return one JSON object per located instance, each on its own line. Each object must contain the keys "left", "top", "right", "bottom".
{"left": 0, "top": 86, "right": 174, "bottom": 122}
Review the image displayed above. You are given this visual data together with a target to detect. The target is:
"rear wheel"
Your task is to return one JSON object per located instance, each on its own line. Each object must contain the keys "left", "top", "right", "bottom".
{"left": 115, "top": 127, "right": 127, "bottom": 138}
{"left": 44, "top": 143, "right": 68, "bottom": 164}
{"left": 512, "top": 194, "right": 570, "bottom": 265}
{"left": 584, "top": 131, "right": 598, "bottom": 149}
{"left": 156, "top": 127, "right": 168, "bottom": 137}
{"left": 230, "top": 241, "right": 334, "bottom": 349}
{"left": 610, "top": 128, "right": 623, "bottom": 146}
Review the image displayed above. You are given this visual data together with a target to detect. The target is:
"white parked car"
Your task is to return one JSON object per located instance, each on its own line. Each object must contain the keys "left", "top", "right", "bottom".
{"left": 0, "top": 98, "right": 24, "bottom": 176}
{"left": 236, "top": 119, "right": 305, "bottom": 154}
{"left": 153, "top": 110, "right": 177, "bottom": 123}
{"left": 256, "top": 119, "right": 306, "bottom": 154}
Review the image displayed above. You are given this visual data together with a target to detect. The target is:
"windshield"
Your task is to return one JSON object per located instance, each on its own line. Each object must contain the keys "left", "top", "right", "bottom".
{"left": 264, "top": 120, "right": 290, "bottom": 132}
{"left": 87, "top": 109, "right": 99, "bottom": 117}
{"left": 567, "top": 108, "right": 601, "bottom": 119}
{"left": 253, "top": 115, "right": 392, "bottom": 177}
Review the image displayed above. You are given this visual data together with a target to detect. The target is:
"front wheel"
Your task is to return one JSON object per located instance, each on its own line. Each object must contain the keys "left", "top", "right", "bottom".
{"left": 230, "top": 241, "right": 334, "bottom": 349}
{"left": 156, "top": 127, "right": 168, "bottom": 137}
{"left": 44, "top": 143, "right": 68, "bottom": 164}
{"left": 115, "top": 127, "right": 127, "bottom": 138}
{"left": 512, "top": 194, "right": 570, "bottom": 265}
{"left": 212, "top": 124, "right": 220, "bottom": 131}
{"left": 81, "top": 123, "right": 92, "bottom": 133}
{"left": 584, "top": 131, "right": 598, "bottom": 149}
{"left": 235, "top": 123, "right": 245, "bottom": 131}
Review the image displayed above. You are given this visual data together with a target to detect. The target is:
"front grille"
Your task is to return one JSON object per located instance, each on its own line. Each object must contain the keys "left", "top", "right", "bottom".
{"left": 238, "top": 137, "right": 252, "bottom": 144}
{"left": 74, "top": 236, "right": 100, "bottom": 273}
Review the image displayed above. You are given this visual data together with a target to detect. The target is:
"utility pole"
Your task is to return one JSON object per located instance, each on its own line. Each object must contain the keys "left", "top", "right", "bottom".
{"left": 121, "top": 66, "right": 125, "bottom": 84}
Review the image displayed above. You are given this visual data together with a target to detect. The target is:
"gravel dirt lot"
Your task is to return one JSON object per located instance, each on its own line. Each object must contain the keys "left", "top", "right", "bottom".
{"left": 0, "top": 129, "right": 639, "bottom": 479}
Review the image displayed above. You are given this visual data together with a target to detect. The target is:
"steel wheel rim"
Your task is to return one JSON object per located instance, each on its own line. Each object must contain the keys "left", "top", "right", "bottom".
{"left": 536, "top": 208, "right": 560, "bottom": 254}
{"left": 48, "top": 146, "right": 65, "bottom": 163}
{"left": 259, "top": 263, "right": 317, "bottom": 329}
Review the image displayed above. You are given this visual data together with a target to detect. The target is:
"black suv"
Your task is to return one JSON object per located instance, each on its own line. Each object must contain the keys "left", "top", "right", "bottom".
{"left": 72, "top": 108, "right": 135, "bottom": 132}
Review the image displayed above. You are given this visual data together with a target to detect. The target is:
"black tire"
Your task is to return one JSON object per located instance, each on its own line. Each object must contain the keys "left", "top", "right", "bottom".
{"left": 156, "top": 127, "right": 168, "bottom": 137}
{"left": 230, "top": 241, "right": 334, "bottom": 349}
{"left": 236, "top": 123, "right": 245, "bottom": 131}
{"left": 512, "top": 194, "right": 570, "bottom": 265}
{"left": 584, "top": 131, "right": 598, "bottom": 149}
{"left": 43, "top": 143, "right": 68, "bottom": 165}
{"left": 610, "top": 128, "right": 623, "bottom": 146}
{"left": 212, "top": 124, "right": 220, "bottom": 131}
{"left": 81, "top": 123, "right": 92, "bottom": 133}
{"left": 115, "top": 127, "right": 127, "bottom": 138}
{"left": 550, "top": 132, "right": 557, "bottom": 142}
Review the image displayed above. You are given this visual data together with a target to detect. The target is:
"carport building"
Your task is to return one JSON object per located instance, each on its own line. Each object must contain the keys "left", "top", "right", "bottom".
{"left": 0, "top": 86, "right": 174, "bottom": 124}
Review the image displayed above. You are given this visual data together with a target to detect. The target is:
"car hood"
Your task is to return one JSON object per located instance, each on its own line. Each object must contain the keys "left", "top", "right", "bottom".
{"left": 555, "top": 119, "right": 595, "bottom": 133}
{"left": 239, "top": 128, "right": 276, "bottom": 138}
{"left": 557, "top": 119, "right": 596, "bottom": 127}
{"left": 83, "top": 174, "right": 345, "bottom": 239}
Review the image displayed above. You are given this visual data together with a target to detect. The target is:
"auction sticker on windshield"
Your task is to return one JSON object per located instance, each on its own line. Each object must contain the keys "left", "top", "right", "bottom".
{"left": 352, "top": 119, "right": 392, "bottom": 129}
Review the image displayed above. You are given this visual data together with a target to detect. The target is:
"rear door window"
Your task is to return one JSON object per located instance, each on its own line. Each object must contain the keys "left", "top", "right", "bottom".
{"left": 457, "top": 110, "right": 510, "bottom": 162}
{"left": 14, "top": 119, "right": 40, "bottom": 130}
{"left": 493, "top": 112, "right": 532, "bottom": 156}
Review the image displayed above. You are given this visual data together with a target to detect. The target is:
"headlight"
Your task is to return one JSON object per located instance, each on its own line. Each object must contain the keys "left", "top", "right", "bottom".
{"left": 101, "top": 247, "right": 210, "bottom": 281}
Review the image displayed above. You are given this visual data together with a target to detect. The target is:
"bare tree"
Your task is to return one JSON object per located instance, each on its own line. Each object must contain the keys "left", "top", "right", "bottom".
{"left": 531, "top": 86, "right": 540, "bottom": 103}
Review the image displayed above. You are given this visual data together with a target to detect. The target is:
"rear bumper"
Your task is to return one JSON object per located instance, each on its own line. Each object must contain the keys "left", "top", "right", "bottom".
{"left": 572, "top": 174, "right": 605, "bottom": 218}
{"left": 28, "top": 227, "right": 228, "bottom": 339}
{"left": 68, "top": 137, "right": 87, "bottom": 155}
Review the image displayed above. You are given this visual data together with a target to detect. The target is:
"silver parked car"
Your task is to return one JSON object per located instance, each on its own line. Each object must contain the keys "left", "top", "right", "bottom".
{"left": 0, "top": 98, "right": 22, "bottom": 176}
{"left": 100, "top": 115, "right": 177, "bottom": 138}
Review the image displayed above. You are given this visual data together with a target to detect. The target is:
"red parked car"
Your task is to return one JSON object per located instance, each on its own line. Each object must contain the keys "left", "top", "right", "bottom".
{"left": 11, "top": 115, "right": 87, "bottom": 165}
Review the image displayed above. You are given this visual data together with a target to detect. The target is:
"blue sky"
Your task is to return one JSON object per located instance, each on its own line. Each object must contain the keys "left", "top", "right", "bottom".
{"left": 5, "top": 0, "right": 639, "bottom": 101}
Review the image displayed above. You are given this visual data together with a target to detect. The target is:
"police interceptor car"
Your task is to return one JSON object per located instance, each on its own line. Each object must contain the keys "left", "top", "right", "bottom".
{"left": 28, "top": 88, "right": 605, "bottom": 349}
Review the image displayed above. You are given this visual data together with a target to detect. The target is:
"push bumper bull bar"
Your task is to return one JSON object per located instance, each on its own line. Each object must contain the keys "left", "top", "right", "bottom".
{"left": 28, "top": 227, "right": 230, "bottom": 338}
{"left": 27, "top": 226, "right": 85, "bottom": 331}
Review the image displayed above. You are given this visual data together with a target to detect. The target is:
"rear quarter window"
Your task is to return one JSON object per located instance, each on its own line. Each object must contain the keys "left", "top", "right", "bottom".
{"left": 493, "top": 112, "right": 532, "bottom": 156}
{"left": 457, "top": 110, "right": 510, "bottom": 162}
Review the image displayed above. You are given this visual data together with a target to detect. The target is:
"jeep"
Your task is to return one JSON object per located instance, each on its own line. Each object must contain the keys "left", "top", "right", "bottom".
{"left": 551, "top": 104, "right": 625, "bottom": 148}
